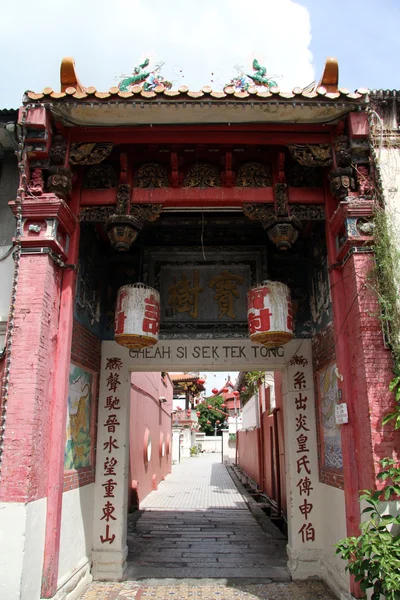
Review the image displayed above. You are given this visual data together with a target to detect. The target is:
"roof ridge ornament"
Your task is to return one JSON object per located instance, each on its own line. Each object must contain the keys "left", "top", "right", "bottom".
{"left": 224, "top": 58, "right": 278, "bottom": 93}
{"left": 60, "top": 57, "right": 85, "bottom": 93}
{"left": 118, "top": 58, "right": 172, "bottom": 93}
{"left": 317, "top": 57, "right": 339, "bottom": 93}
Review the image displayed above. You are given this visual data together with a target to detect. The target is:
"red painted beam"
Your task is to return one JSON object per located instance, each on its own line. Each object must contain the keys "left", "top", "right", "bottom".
{"left": 80, "top": 187, "right": 324, "bottom": 208}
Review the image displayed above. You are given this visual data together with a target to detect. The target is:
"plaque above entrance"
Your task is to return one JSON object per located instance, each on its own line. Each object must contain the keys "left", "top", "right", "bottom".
{"left": 144, "top": 247, "right": 266, "bottom": 338}
{"left": 102, "top": 339, "right": 306, "bottom": 371}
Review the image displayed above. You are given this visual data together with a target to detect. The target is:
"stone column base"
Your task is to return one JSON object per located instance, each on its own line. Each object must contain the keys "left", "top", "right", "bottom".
{"left": 287, "top": 544, "right": 322, "bottom": 580}
{"left": 91, "top": 546, "right": 128, "bottom": 580}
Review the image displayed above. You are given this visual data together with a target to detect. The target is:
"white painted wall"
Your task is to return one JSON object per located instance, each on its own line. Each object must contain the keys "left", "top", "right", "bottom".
{"left": 319, "top": 486, "right": 349, "bottom": 598}
{"left": 58, "top": 485, "right": 95, "bottom": 590}
{"left": 242, "top": 395, "right": 258, "bottom": 429}
{"left": 196, "top": 435, "right": 222, "bottom": 453}
{"left": 0, "top": 498, "right": 46, "bottom": 600}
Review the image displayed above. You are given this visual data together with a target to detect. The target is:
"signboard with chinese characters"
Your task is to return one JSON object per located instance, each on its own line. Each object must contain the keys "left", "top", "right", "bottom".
{"left": 144, "top": 247, "right": 265, "bottom": 337}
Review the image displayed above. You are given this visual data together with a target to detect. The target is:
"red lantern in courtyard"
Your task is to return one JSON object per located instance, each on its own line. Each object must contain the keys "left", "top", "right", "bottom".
{"left": 207, "top": 420, "right": 211, "bottom": 425}
{"left": 222, "top": 387, "right": 229, "bottom": 393}
{"left": 216, "top": 420, "right": 220, "bottom": 424}
{"left": 247, "top": 280, "right": 293, "bottom": 347}
{"left": 233, "top": 391, "right": 240, "bottom": 397}
{"left": 221, "top": 403, "right": 226, "bottom": 408}
{"left": 196, "top": 411, "right": 201, "bottom": 417}
{"left": 212, "top": 388, "right": 219, "bottom": 395}
{"left": 197, "top": 378, "right": 206, "bottom": 385}
{"left": 207, "top": 404, "right": 213, "bottom": 409}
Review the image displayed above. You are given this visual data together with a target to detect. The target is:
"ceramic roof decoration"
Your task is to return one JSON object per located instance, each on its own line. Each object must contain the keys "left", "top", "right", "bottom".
{"left": 23, "top": 57, "right": 369, "bottom": 127}
{"left": 224, "top": 58, "right": 278, "bottom": 93}
{"left": 118, "top": 58, "right": 172, "bottom": 93}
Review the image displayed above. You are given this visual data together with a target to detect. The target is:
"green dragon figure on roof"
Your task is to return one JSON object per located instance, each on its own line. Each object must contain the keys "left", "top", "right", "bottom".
{"left": 225, "top": 59, "right": 278, "bottom": 92}
{"left": 118, "top": 58, "right": 172, "bottom": 92}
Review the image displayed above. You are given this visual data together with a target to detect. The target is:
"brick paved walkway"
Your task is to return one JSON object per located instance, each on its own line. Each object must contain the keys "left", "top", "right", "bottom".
{"left": 140, "top": 454, "right": 247, "bottom": 510}
{"left": 78, "top": 455, "right": 336, "bottom": 599}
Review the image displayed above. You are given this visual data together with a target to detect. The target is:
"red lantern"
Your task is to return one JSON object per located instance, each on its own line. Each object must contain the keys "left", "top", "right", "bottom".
{"left": 247, "top": 280, "right": 294, "bottom": 347}
{"left": 212, "top": 388, "right": 219, "bottom": 395}
{"left": 241, "top": 387, "right": 246, "bottom": 392}
{"left": 233, "top": 390, "right": 240, "bottom": 397}
{"left": 216, "top": 420, "right": 220, "bottom": 424}
{"left": 207, "top": 404, "right": 213, "bottom": 409}
{"left": 221, "top": 403, "right": 226, "bottom": 408}
{"left": 197, "top": 378, "right": 206, "bottom": 385}
{"left": 222, "top": 387, "right": 229, "bottom": 393}
{"left": 196, "top": 411, "right": 200, "bottom": 417}
{"left": 177, "top": 406, "right": 182, "bottom": 411}
{"left": 207, "top": 420, "right": 211, "bottom": 424}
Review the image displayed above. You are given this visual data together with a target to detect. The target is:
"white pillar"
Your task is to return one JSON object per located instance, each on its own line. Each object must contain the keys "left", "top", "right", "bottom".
{"left": 181, "top": 428, "right": 191, "bottom": 457}
{"left": 92, "top": 342, "right": 130, "bottom": 580}
{"left": 172, "top": 429, "right": 180, "bottom": 464}
{"left": 283, "top": 340, "right": 323, "bottom": 579}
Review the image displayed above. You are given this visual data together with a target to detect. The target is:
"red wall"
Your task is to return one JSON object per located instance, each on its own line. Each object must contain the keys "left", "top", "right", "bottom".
{"left": 237, "top": 428, "right": 260, "bottom": 487}
{"left": 262, "top": 373, "right": 287, "bottom": 514}
{"left": 129, "top": 372, "right": 173, "bottom": 505}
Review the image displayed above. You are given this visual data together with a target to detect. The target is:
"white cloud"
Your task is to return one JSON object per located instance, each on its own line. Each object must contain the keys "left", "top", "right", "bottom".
{"left": 0, "top": 0, "right": 313, "bottom": 107}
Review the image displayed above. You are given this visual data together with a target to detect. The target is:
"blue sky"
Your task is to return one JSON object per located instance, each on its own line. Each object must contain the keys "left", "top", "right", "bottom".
{"left": 0, "top": 0, "right": 399, "bottom": 109}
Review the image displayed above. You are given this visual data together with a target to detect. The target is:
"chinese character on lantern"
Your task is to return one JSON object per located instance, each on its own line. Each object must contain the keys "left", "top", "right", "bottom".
{"left": 142, "top": 294, "right": 160, "bottom": 335}
{"left": 248, "top": 308, "right": 273, "bottom": 335}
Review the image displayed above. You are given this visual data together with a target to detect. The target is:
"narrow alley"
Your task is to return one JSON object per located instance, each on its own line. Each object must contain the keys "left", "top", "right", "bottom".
{"left": 79, "top": 455, "right": 335, "bottom": 599}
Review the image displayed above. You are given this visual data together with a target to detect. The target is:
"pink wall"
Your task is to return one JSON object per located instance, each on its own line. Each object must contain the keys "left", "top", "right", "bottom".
{"left": 129, "top": 372, "right": 173, "bottom": 505}
{"left": 237, "top": 428, "right": 260, "bottom": 487}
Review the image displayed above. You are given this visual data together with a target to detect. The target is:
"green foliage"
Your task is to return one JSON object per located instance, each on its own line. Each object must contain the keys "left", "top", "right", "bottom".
{"left": 197, "top": 395, "right": 226, "bottom": 436}
{"left": 240, "top": 371, "right": 265, "bottom": 406}
{"left": 336, "top": 460, "right": 400, "bottom": 599}
{"left": 190, "top": 445, "right": 198, "bottom": 456}
{"left": 373, "top": 207, "right": 400, "bottom": 364}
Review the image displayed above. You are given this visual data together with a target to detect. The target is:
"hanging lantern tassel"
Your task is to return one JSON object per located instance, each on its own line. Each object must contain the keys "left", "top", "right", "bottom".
{"left": 115, "top": 283, "right": 160, "bottom": 349}
{"left": 247, "top": 280, "right": 294, "bottom": 347}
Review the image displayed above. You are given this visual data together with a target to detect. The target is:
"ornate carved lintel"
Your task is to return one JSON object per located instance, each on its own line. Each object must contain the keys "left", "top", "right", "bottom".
{"left": 134, "top": 163, "right": 168, "bottom": 188}
{"left": 183, "top": 164, "right": 220, "bottom": 188}
{"left": 69, "top": 142, "right": 113, "bottom": 165}
{"left": 236, "top": 162, "right": 272, "bottom": 187}
{"left": 288, "top": 144, "right": 332, "bottom": 167}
